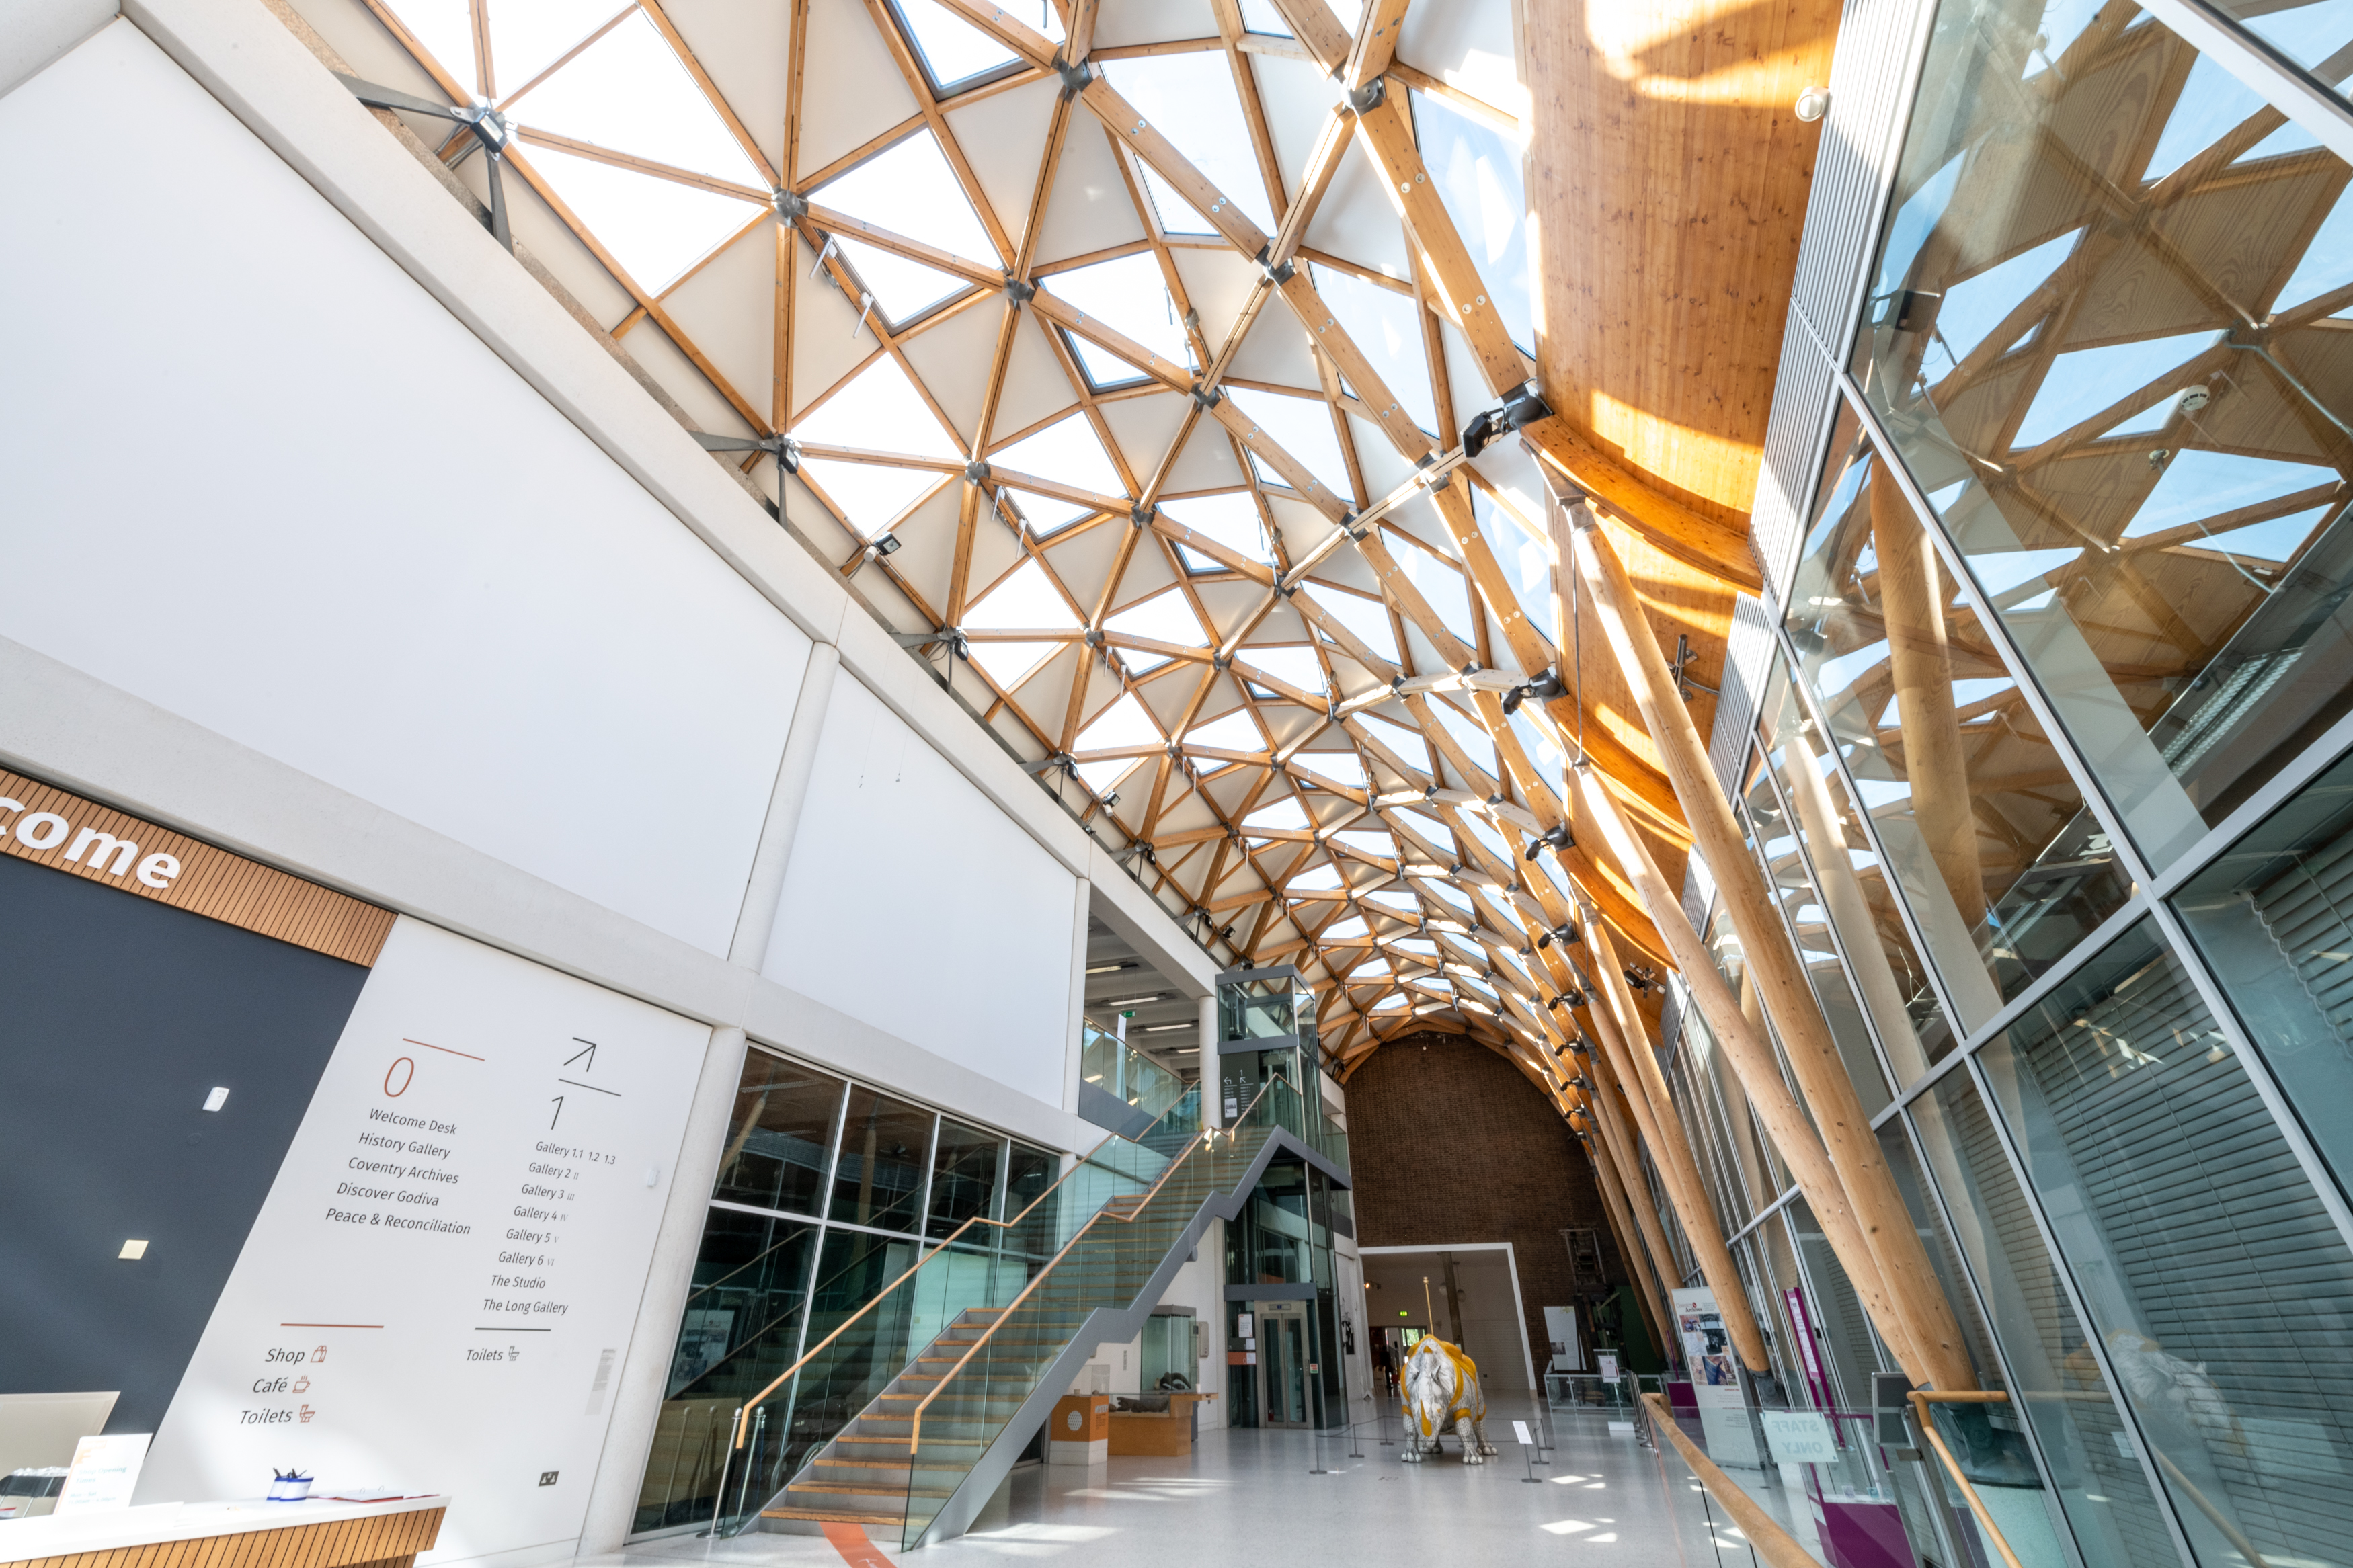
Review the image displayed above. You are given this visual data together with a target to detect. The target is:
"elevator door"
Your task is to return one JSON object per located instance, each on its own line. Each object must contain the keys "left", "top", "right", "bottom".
{"left": 1257, "top": 1301, "right": 1310, "bottom": 1426}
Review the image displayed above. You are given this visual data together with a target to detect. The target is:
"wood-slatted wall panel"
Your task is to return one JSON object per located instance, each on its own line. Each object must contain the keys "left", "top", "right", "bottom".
{"left": 16, "top": 1508, "right": 443, "bottom": 1568}
{"left": 0, "top": 768, "right": 394, "bottom": 966}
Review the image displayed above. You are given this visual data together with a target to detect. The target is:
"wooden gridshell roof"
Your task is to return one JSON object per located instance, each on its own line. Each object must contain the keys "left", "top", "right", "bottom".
{"left": 284, "top": 0, "right": 1839, "bottom": 1102}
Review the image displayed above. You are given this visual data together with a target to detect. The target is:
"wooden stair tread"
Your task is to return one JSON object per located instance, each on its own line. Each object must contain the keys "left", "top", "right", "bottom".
{"left": 760, "top": 1508, "right": 900, "bottom": 1525}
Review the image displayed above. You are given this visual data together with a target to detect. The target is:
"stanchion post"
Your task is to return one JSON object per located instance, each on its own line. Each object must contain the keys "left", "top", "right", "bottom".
{"left": 1310, "top": 1421, "right": 1330, "bottom": 1475}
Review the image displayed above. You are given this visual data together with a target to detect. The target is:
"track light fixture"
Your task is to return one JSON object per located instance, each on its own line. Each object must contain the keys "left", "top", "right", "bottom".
{"left": 1523, "top": 821, "right": 1572, "bottom": 860}
{"left": 1536, "top": 921, "right": 1580, "bottom": 950}
{"left": 1501, "top": 669, "right": 1562, "bottom": 716}
{"left": 1624, "top": 964, "right": 1658, "bottom": 995}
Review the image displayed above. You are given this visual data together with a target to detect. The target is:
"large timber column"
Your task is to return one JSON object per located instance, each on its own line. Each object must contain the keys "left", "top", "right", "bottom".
{"left": 1574, "top": 763, "right": 1930, "bottom": 1384}
{"left": 1565, "top": 496, "right": 1975, "bottom": 1393}
{"left": 1869, "top": 458, "right": 1986, "bottom": 927}
{"left": 1580, "top": 917, "right": 1771, "bottom": 1372}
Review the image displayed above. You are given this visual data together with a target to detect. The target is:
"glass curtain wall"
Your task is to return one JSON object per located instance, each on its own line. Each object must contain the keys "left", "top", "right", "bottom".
{"left": 632, "top": 1044, "right": 1055, "bottom": 1536}
{"left": 1633, "top": 5, "right": 2353, "bottom": 1568}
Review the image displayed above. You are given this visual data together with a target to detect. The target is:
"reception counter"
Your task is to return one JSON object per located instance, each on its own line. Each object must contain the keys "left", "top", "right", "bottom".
{"left": 1107, "top": 1393, "right": 1215, "bottom": 1457}
{"left": 0, "top": 1495, "right": 447, "bottom": 1568}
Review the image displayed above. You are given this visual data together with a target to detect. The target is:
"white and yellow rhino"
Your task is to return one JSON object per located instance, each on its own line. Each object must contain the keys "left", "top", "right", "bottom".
{"left": 1400, "top": 1337, "right": 1497, "bottom": 1463}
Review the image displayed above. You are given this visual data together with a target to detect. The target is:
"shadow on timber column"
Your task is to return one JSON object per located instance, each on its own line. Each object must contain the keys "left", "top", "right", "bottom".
{"left": 0, "top": 770, "right": 390, "bottom": 1437}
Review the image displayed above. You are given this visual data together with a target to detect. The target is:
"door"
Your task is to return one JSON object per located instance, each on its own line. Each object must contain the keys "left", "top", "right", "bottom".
{"left": 1256, "top": 1302, "right": 1310, "bottom": 1426}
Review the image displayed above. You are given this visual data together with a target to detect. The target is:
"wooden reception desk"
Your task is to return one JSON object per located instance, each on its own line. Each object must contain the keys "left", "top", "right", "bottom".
{"left": 1107, "top": 1393, "right": 1214, "bottom": 1457}
{"left": 0, "top": 1495, "right": 446, "bottom": 1568}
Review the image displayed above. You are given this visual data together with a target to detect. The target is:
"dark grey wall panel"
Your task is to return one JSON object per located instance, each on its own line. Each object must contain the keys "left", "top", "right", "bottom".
{"left": 0, "top": 853, "right": 370, "bottom": 1434}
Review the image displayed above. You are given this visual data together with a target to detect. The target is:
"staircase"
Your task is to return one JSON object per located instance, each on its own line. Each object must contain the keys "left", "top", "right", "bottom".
{"left": 733, "top": 1081, "right": 1329, "bottom": 1549}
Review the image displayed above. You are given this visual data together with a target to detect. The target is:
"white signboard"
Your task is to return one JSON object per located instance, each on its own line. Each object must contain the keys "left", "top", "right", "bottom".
{"left": 54, "top": 1434, "right": 150, "bottom": 1516}
{"left": 143, "top": 919, "right": 708, "bottom": 1565}
{"left": 1761, "top": 1411, "right": 1840, "bottom": 1465}
{"left": 1511, "top": 1420, "right": 1533, "bottom": 1446}
{"left": 1596, "top": 1350, "right": 1620, "bottom": 1381}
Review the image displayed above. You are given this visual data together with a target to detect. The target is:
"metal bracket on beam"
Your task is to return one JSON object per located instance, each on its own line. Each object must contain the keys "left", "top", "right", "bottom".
{"left": 1003, "top": 276, "right": 1035, "bottom": 306}
{"left": 1671, "top": 634, "right": 1720, "bottom": 700}
{"left": 772, "top": 188, "right": 809, "bottom": 220}
{"left": 1130, "top": 503, "right": 1157, "bottom": 530}
{"left": 1347, "top": 77, "right": 1386, "bottom": 114}
{"left": 1463, "top": 380, "right": 1554, "bottom": 460}
{"left": 1053, "top": 55, "right": 1095, "bottom": 97}
{"left": 1189, "top": 383, "right": 1223, "bottom": 411}
{"left": 965, "top": 460, "right": 992, "bottom": 485}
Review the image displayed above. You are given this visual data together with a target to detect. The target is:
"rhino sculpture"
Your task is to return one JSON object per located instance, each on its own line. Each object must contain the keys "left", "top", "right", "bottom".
{"left": 1400, "top": 1337, "right": 1496, "bottom": 1463}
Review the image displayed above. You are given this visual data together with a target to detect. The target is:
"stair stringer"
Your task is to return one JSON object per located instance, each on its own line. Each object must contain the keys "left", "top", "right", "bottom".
{"left": 910, "top": 1126, "right": 1322, "bottom": 1549}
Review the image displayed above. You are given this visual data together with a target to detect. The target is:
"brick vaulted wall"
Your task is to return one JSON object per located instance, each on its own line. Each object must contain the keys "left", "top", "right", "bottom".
{"left": 1346, "top": 1031, "right": 1627, "bottom": 1368}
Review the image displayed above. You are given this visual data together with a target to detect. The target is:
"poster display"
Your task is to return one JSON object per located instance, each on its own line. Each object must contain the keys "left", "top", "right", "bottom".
{"left": 141, "top": 918, "right": 708, "bottom": 1566}
{"left": 1672, "top": 1288, "right": 1743, "bottom": 1407}
{"left": 1542, "top": 1306, "right": 1583, "bottom": 1372}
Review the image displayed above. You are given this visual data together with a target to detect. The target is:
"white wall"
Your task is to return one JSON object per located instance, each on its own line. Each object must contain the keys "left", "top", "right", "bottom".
{"left": 763, "top": 673, "right": 1080, "bottom": 1108}
{"left": 0, "top": 19, "right": 807, "bottom": 958}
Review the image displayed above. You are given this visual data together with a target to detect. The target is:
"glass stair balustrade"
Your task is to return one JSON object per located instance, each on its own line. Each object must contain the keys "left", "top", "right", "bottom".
{"left": 731, "top": 1083, "right": 1314, "bottom": 1547}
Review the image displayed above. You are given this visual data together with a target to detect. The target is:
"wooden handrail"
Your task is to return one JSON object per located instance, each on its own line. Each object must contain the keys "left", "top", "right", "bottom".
{"left": 1909, "top": 1392, "right": 2026, "bottom": 1568}
{"left": 1639, "top": 1393, "right": 1818, "bottom": 1568}
{"left": 904, "top": 1081, "right": 1285, "bottom": 1456}
{"left": 729, "top": 1104, "right": 1193, "bottom": 1449}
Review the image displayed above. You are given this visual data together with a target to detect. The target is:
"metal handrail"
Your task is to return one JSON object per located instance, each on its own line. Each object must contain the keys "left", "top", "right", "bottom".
{"left": 1910, "top": 1391, "right": 2028, "bottom": 1568}
{"left": 904, "top": 1081, "right": 1282, "bottom": 1456}
{"left": 727, "top": 1104, "right": 1190, "bottom": 1449}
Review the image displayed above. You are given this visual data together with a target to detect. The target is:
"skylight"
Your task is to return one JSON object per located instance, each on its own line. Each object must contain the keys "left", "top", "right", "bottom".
{"left": 1310, "top": 263, "right": 1438, "bottom": 436}
{"left": 512, "top": 13, "right": 759, "bottom": 184}
{"left": 1472, "top": 487, "right": 1554, "bottom": 636}
{"left": 1045, "top": 252, "right": 1193, "bottom": 389}
{"left": 963, "top": 559, "right": 1078, "bottom": 689}
{"left": 488, "top": 1, "right": 620, "bottom": 100}
{"left": 1410, "top": 89, "right": 1532, "bottom": 354}
{"left": 1188, "top": 710, "right": 1269, "bottom": 753}
{"left": 1290, "top": 862, "right": 1345, "bottom": 892}
{"left": 1309, "top": 587, "right": 1398, "bottom": 663}
{"left": 1390, "top": 528, "right": 1480, "bottom": 646}
{"left": 1429, "top": 696, "right": 1500, "bottom": 778}
{"left": 1240, "top": 645, "right": 1327, "bottom": 694}
{"left": 795, "top": 356, "right": 961, "bottom": 536}
{"left": 889, "top": 0, "right": 1021, "bottom": 93}
{"left": 1293, "top": 751, "right": 1367, "bottom": 788}
{"left": 1076, "top": 692, "right": 1164, "bottom": 755}
{"left": 385, "top": 0, "right": 475, "bottom": 91}
{"left": 1358, "top": 711, "right": 1432, "bottom": 774}
{"left": 1162, "top": 492, "right": 1273, "bottom": 573}
{"left": 1105, "top": 589, "right": 1210, "bottom": 651}
{"left": 813, "top": 132, "right": 996, "bottom": 325}
{"left": 1333, "top": 830, "right": 1396, "bottom": 859}
{"left": 1227, "top": 388, "right": 1348, "bottom": 500}
{"left": 1244, "top": 796, "right": 1310, "bottom": 832}
{"left": 992, "top": 415, "right": 1128, "bottom": 530}
{"left": 1099, "top": 54, "right": 1277, "bottom": 237}
{"left": 524, "top": 146, "right": 760, "bottom": 290}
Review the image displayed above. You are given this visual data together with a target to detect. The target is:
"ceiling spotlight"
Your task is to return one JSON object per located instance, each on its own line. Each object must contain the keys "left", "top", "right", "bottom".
{"left": 1560, "top": 988, "right": 1588, "bottom": 1009}
{"left": 1536, "top": 922, "right": 1580, "bottom": 950}
{"left": 1501, "top": 669, "right": 1562, "bottom": 716}
{"left": 1523, "top": 821, "right": 1572, "bottom": 861}
{"left": 1624, "top": 964, "right": 1658, "bottom": 995}
{"left": 871, "top": 532, "right": 903, "bottom": 556}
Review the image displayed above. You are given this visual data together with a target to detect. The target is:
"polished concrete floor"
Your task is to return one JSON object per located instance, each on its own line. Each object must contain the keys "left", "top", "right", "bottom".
{"left": 586, "top": 1396, "right": 1786, "bottom": 1568}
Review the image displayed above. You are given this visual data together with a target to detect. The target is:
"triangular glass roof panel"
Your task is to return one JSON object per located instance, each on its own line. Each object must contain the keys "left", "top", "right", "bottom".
{"left": 510, "top": 12, "right": 761, "bottom": 185}
{"left": 1408, "top": 88, "right": 1531, "bottom": 354}
{"left": 1188, "top": 709, "right": 1267, "bottom": 752}
{"left": 1162, "top": 492, "right": 1273, "bottom": 572}
{"left": 965, "top": 557, "right": 1080, "bottom": 632}
{"left": 1227, "top": 388, "right": 1347, "bottom": 502}
{"left": 993, "top": 415, "right": 1127, "bottom": 524}
{"left": 1046, "top": 252, "right": 1193, "bottom": 389}
{"left": 1106, "top": 588, "right": 1211, "bottom": 649}
{"left": 1308, "top": 588, "right": 1399, "bottom": 664}
{"left": 796, "top": 354, "right": 961, "bottom": 458}
{"left": 812, "top": 130, "right": 997, "bottom": 277}
{"left": 889, "top": 0, "right": 1022, "bottom": 93}
{"left": 487, "top": 0, "right": 618, "bottom": 100}
{"left": 1076, "top": 692, "right": 1164, "bottom": 753}
{"left": 522, "top": 144, "right": 760, "bottom": 291}
{"left": 1098, "top": 54, "right": 1277, "bottom": 237}
{"left": 1239, "top": 645, "right": 1327, "bottom": 694}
